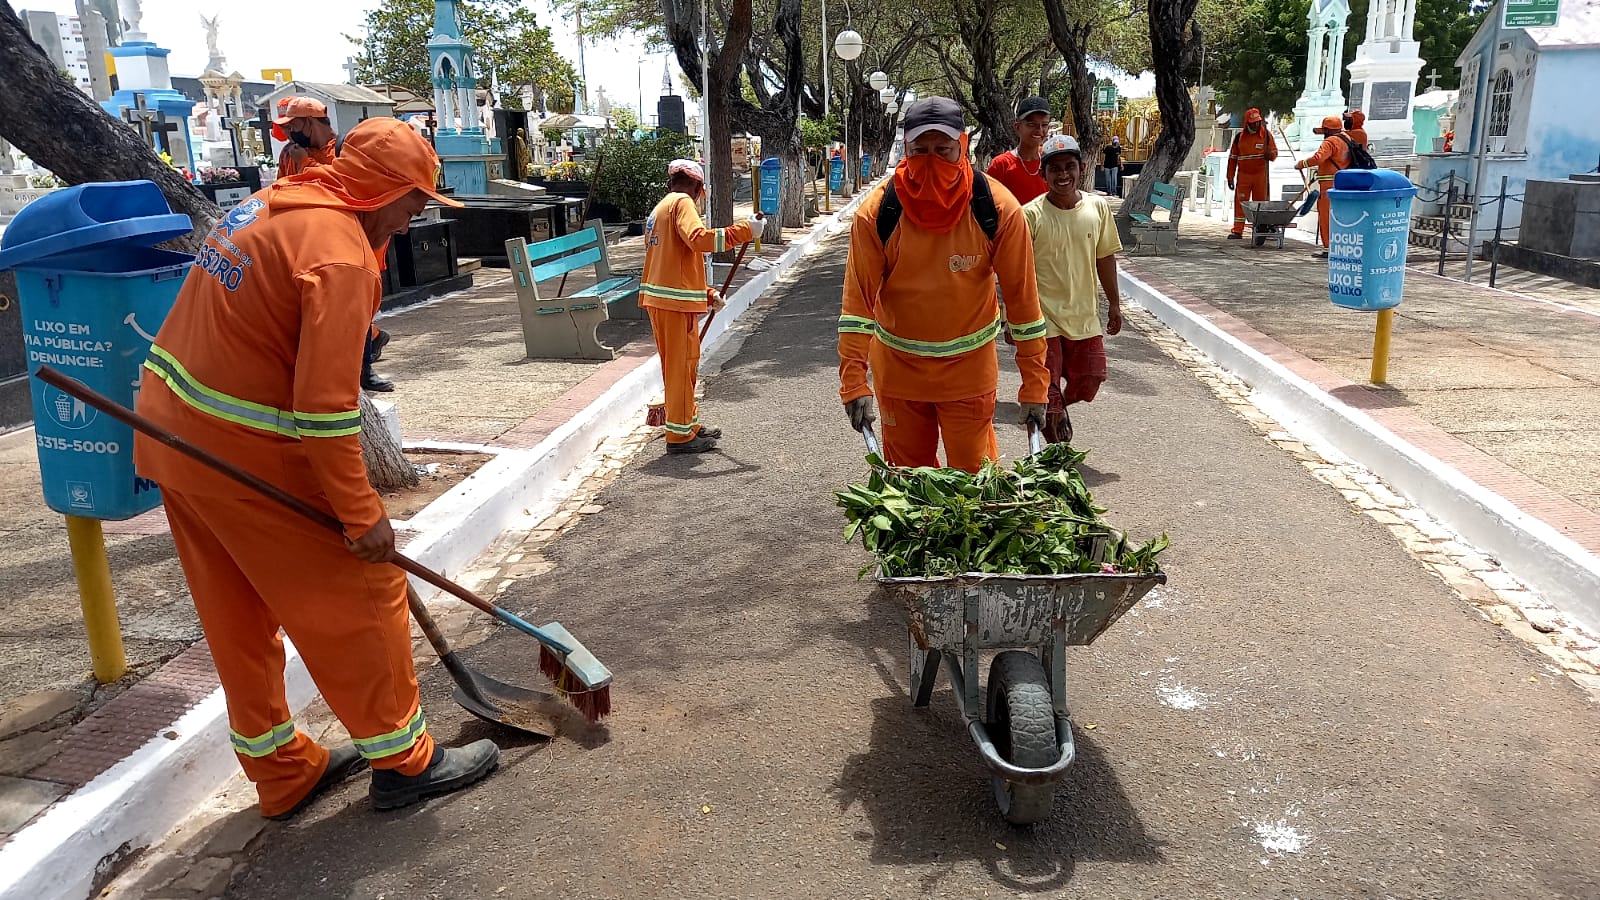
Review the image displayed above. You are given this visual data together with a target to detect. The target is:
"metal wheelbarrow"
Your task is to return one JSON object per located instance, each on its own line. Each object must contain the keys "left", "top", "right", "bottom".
{"left": 860, "top": 427, "right": 1166, "bottom": 825}
{"left": 1242, "top": 200, "right": 1300, "bottom": 249}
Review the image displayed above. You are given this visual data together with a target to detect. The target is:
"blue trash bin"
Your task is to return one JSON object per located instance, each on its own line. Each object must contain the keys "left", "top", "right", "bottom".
{"left": 0, "top": 180, "right": 193, "bottom": 520}
{"left": 759, "top": 157, "right": 781, "bottom": 217}
{"left": 1326, "top": 169, "right": 1418, "bottom": 311}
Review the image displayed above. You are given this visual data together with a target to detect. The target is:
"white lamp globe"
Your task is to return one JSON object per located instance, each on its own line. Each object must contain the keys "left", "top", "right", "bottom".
{"left": 869, "top": 71, "right": 889, "bottom": 91}
{"left": 834, "top": 30, "right": 864, "bottom": 61}
{"left": 879, "top": 87, "right": 896, "bottom": 104}
{"left": 886, "top": 101, "right": 899, "bottom": 115}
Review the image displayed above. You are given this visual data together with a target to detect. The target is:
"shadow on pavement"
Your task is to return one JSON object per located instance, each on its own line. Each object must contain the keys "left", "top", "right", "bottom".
{"left": 833, "top": 690, "right": 1164, "bottom": 893}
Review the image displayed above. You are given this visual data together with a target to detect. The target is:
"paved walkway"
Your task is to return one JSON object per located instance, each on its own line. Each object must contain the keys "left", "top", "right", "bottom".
{"left": 1127, "top": 211, "right": 1600, "bottom": 527}
{"left": 176, "top": 230, "right": 1600, "bottom": 899}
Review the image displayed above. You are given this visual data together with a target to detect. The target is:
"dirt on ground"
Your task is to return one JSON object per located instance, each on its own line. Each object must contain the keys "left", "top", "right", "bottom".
{"left": 379, "top": 451, "right": 494, "bottom": 521}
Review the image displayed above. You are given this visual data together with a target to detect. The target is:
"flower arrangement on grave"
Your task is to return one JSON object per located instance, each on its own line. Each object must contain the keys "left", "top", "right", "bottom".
{"left": 27, "top": 173, "right": 67, "bottom": 189}
{"left": 548, "top": 160, "right": 592, "bottom": 181}
{"left": 200, "top": 167, "right": 241, "bottom": 185}
{"left": 254, "top": 154, "right": 277, "bottom": 171}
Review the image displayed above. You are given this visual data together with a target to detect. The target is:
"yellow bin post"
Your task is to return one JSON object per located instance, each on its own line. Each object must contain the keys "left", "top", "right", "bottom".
{"left": 750, "top": 160, "right": 763, "bottom": 253}
{"left": 64, "top": 515, "right": 126, "bottom": 683}
{"left": 1370, "top": 308, "right": 1395, "bottom": 384}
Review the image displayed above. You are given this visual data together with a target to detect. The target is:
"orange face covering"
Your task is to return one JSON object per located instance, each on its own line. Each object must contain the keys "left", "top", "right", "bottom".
{"left": 893, "top": 134, "right": 974, "bottom": 234}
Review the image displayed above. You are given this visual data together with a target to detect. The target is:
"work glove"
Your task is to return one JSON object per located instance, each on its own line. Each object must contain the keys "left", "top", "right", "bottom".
{"left": 707, "top": 288, "right": 726, "bottom": 311}
{"left": 846, "top": 396, "right": 877, "bottom": 431}
{"left": 1226, "top": 179, "right": 1235, "bottom": 190}
{"left": 745, "top": 214, "right": 766, "bottom": 237}
{"left": 1020, "top": 403, "right": 1048, "bottom": 429}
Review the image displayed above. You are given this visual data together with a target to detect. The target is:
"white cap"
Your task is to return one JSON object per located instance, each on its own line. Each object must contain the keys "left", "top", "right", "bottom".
{"left": 1039, "top": 134, "right": 1083, "bottom": 165}
{"left": 667, "top": 158, "right": 705, "bottom": 183}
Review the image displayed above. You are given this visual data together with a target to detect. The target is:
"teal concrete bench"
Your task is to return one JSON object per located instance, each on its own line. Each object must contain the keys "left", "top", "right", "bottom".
{"left": 505, "top": 225, "right": 642, "bottom": 361}
{"left": 1128, "top": 180, "right": 1186, "bottom": 255}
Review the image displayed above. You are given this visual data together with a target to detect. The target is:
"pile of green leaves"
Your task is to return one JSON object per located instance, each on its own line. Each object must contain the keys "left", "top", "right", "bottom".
{"left": 836, "top": 443, "right": 1169, "bottom": 578}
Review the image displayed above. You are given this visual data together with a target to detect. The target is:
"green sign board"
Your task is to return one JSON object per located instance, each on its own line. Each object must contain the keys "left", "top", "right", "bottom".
{"left": 1095, "top": 84, "right": 1117, "bottom": 111}
{"left": 1503, "top": 0, "right": 1559, "bottom": 28}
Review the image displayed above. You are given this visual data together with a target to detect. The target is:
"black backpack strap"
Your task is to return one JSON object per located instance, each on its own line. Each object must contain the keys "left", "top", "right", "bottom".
{"left": 876, "top": 178, "right": 903, "bottom": 246}
{"left": 876, "top": 174, "right": 999, "bottom": 246}
{"left": 971, "top": 174, "right": 1000, "bottom": 243}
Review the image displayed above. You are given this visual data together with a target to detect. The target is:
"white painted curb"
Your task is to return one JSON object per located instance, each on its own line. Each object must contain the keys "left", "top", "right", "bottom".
{"left": 1120, "top": 268, "right": 1600, "bottom": 634}
{"left": 0, "top": 181, "right": 883, "bottom": 900}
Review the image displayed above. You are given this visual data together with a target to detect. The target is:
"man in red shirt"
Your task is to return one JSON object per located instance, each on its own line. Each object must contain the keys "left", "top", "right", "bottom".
{"left": 985, "top": 96, "right": 1051, "bottom": 204}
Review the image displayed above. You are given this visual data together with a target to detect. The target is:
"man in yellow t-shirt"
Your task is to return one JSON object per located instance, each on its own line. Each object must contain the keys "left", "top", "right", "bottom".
{"left": 1022, "top": 134, "right": 1123, "bottom": 445}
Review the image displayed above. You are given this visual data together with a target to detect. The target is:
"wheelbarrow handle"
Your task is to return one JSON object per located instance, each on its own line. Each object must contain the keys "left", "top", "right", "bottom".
{"left": 1027, "top": 422, "right": 1044, "bottom": 457}
{"left": 859, "top": 424, "right": 882, "bottom": 458}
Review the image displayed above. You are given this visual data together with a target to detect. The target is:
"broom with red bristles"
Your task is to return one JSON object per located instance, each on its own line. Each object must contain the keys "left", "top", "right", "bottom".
{"left": 33, "top": 366, "right": 613, "bottom": 721}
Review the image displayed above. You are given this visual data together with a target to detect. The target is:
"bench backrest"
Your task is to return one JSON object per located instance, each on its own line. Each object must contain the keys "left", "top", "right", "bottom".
{"left": 1151, "top": 181, "right": 1182, "bottom": 210}
{"left": 524, "top": 225, "right": 605, "bottom": 282}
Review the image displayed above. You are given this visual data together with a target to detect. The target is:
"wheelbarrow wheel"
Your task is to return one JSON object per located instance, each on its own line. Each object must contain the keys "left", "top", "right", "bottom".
{"left": 1252, "top": 231, "right": 1268, "bottom": 247}
{"left": 986, "top": 651, "right": 1059, "bottom": 826}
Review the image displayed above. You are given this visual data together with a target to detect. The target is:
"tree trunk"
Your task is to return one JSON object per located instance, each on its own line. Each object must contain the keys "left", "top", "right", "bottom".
{"left": 1120, "top": 0, "right": 1200, "bottom": 226}
{"left": 0, "top": 2, "right": 219, "bottom": 253}
{"left": 952, "top": 5, "right": 1016, "bottom": 166}
{"left": 662, "top": 0, "right": 752, "bottom": 255}
{"left": 359, "top": 392, "right": 419, "bottom": 491}
{"left": 1041, "top": 3, "right": 1102, "bottom": 190}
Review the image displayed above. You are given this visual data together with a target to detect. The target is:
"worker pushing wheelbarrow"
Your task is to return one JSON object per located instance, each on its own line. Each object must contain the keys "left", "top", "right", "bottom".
{"left": 840, "top": 426, "right": 1168, "bottom": 825}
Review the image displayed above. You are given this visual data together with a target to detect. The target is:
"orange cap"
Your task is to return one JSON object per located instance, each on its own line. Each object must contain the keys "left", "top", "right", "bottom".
{"left": 274, "top": 96, "right": 329, "bottom": 127}
{"left": 1245, "top": 108, "right": 1263, "bottom": 124}
{"left": 270, "top": 96, "right": 294, "bottom": 142}
{"left": 1349, "top": 109, "right": 1366, "bottom": 126}
{"left": 334, "top": 117, "right": 462, "bottom": 208}
{"left": 1313, "top": 115, "right": 1344, "bottom": 135}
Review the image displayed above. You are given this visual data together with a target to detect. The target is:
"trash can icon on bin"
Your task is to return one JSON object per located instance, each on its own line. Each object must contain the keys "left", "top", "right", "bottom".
{"left": 1326, "top": 168, "right": 1418, "bottom": 311}
{"left": 0, "top": 180, "right": 193, "bottom": 520}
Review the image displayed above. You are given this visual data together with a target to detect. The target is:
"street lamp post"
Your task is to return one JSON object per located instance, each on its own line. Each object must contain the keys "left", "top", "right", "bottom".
{"left": 833, "top": 29, "right": 863, "bottom": 198}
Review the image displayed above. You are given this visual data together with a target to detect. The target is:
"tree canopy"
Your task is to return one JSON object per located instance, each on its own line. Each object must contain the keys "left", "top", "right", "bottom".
{"left": 350, "top": 0, "right": 579, "bottom": 111}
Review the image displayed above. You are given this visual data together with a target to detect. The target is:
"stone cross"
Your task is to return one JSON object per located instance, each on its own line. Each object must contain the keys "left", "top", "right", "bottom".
{"left": 343, "top": 57, "right": 360, "bottom": 85}
{"left": 221, "top": 115, "right": 248, "bottom": 165}
{"left": 121, "top": 93, "right": 159, "bottom": 143}
{"left": 149, "top": 113, "right": 181, "bottom": 155}
{"left": 251, "top": 108, "right": 275, "bottom": 160}
{"left": 1426, "top": 68, "right": 1441, "bottom": 91}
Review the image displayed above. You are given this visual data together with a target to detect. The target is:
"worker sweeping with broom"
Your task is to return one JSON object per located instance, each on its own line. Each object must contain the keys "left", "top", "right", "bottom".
{"left": 640, "top": 159, "right": 762, "bottom": 454}
{"left": 133, "top": 117, "right": 501, "bottom": 819}
{"left": 837, "top": 97, "right": 1050, "bottom": 472}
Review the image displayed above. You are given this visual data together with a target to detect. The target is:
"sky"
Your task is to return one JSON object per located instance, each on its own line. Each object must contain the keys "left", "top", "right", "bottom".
{"left": 19, "top": 0, "right": 673, "bottom": 118}
{"left": 18, "top": 0, "right": 1153, "bottom": 120}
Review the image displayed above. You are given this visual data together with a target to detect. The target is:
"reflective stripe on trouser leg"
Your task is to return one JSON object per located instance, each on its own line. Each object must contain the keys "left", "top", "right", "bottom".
{"left": 161, "top": 488, "right": 330, "bottom": 817}
{"left": 352, "top": 705, "right": 427, "bottom": 760}
{"left": 648, "top": 307, "right": 702, "bottom": 443}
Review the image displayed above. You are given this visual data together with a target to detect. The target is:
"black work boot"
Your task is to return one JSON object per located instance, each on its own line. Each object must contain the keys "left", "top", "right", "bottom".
{"left": 1227, "top": 232, "right": 1243, "bottom": 240}
{"left": 267, "top": 745, "right": 368, "bottom": 821}
{"left": 666, "top": 433, "right": 719, "bottom": 454}
{"left": 370, "top": 739, "right": 500, "bottom": 811}
{"left": 696, "top": 424, "right": 723, "bottom": 439}
{"left": 369, "top": 328, "right": 391, "bottom": 362}
{"left": 361, "top": 359, "right": 395, "bottom": 392}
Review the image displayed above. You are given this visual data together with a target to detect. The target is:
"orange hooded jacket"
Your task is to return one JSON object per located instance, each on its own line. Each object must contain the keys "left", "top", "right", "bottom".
{"left": 135, "top": 119, "right": 453, "bottom": 538}
{"left": 838, "top": 175, "right": 1049, "bottom": 406}
{"left": 639, "top": 193, "right": 756, "bottom": 313}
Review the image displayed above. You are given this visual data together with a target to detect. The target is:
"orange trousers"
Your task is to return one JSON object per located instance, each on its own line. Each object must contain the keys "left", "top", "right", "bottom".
{"left": 879, "top": 392, "right": 999, "bottom": 474}
{"left": 648, "top": 307, "right": 703, "bottom": 443}
{"left": 1231, "top": 169, "right": 1271, "bottom": 235}
{"left": 1315, "top": 176, "right": 1334, "bottom": 247}
{"left": 162, "top": 488, "right": 434, "bottom": 817}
